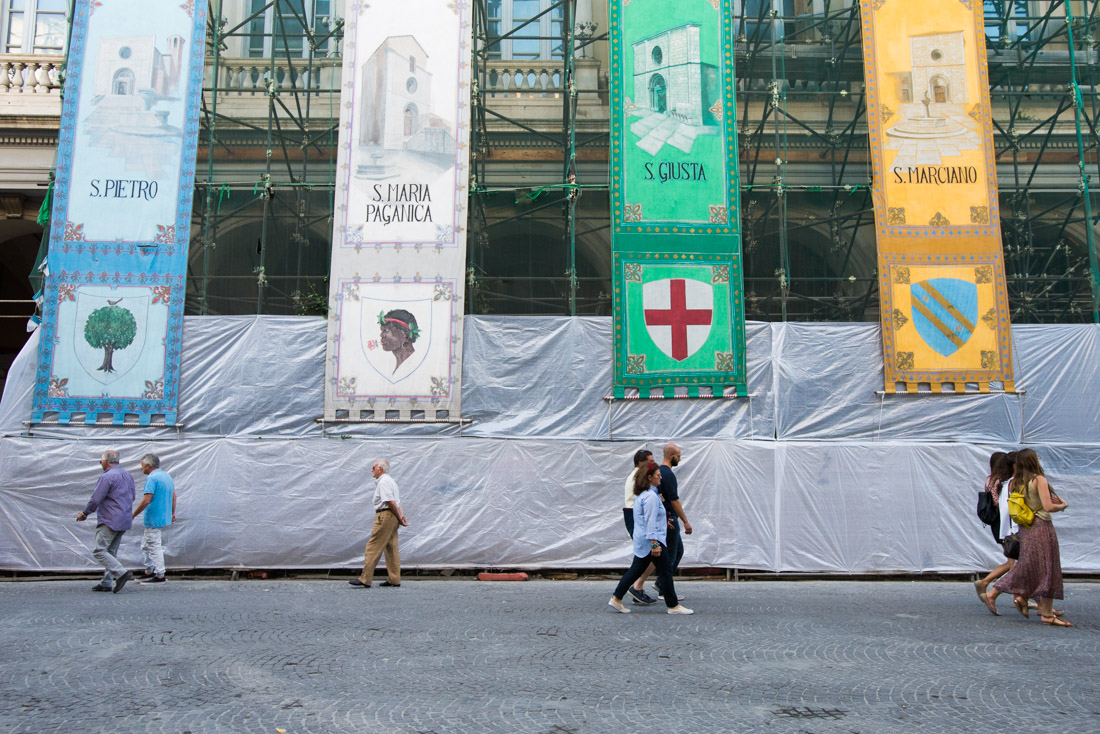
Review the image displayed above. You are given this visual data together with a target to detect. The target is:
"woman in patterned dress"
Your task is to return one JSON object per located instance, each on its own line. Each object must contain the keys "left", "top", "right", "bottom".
{"left": 992, "top": 449, "right": 1073, "bottom": 628}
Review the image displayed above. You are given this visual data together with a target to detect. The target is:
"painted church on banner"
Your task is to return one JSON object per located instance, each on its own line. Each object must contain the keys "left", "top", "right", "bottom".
{"left": 358, "top": 35, "right": 456, "bottom": 160}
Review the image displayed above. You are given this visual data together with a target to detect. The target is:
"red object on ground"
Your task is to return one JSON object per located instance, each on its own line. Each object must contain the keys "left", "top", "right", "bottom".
{"left": 477, "top": 572, "right": 528, "bottom": 581}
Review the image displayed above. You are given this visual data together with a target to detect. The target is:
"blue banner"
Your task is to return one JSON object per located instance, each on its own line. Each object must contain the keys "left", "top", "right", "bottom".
{"left": 31, "top": 0, "right": 206, "bottom": 426}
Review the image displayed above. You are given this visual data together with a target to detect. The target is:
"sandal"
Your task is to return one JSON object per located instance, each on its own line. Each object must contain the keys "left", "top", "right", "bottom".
{"left": 1041, "top": 615, "right": 1074, "bottom": 628}
{"left": 980, "top": 592, "right": 1000, "bottom": 616}
{"left": 973, "top": 580, "right": 987, "bottom": 599}
{"left": 1027, "top": 601, "right": 1065, "bottom": 617}
{"left": 1013, "top": 596, "right": 1029, "bottom": 619}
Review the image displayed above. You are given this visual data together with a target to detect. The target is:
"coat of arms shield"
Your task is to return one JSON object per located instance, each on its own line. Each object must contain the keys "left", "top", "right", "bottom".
{"left": 73, "top": 287, "right": 150, "bottom": 385}
{"left": 642, "top": 277, "right": 714, "bottom": 362}
{"left": 910, "top": 277, "right": 978, "bottom": 357}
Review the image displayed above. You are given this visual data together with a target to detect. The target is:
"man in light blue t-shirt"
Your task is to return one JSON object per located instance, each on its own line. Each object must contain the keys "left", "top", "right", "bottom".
{"left": 131, "top": 453, "right": 176, "bottom": 584}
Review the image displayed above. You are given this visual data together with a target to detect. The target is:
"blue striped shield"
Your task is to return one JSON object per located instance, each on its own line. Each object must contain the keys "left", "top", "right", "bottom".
{"left": 910, "top": 278, "right": 979, "bottom": 357}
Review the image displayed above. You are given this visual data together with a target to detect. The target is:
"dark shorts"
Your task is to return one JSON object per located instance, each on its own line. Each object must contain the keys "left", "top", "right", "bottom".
{"left": 623, "top": 508, "right": 634, "bottom": 538}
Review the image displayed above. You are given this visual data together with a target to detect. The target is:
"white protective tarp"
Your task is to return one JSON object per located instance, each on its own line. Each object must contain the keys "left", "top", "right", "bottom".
{"left": 1, "top": 317, "right": 1098, "bottom": 572}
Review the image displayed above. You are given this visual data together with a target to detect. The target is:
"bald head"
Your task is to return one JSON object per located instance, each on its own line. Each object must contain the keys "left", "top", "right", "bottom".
{"left": 663, "top": 443, "right": 681, "bottom": 467}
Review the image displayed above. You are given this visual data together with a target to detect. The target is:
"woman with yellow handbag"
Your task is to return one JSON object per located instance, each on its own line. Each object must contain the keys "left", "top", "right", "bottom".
{"left": 992, "top": 449, "right": 1073, "bottom": 627}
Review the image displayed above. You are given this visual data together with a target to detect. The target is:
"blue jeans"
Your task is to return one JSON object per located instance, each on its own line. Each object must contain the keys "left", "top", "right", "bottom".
{"left": 668, "top": 524, "right": 684, "bottom": 574}
{"left": 614, "top": 544, "right": 678, "bottom": 608}
{"left": 93, "top": 525, "right": 127, "bottom": 584}
{"left": 655, "top": 524, "right": 683, "bottom": 594}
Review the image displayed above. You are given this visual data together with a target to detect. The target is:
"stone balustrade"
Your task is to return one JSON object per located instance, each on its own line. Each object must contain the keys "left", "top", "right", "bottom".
{"left": 483, "top": 61, "right": 565, "bottom": 98}
{"left": 0, "top": 55, "right": 63, "bottom": 95}
{"left": 212, "top": 57, "right": 341, "bottom": 96}
{"left": 0, "top": 53, "right": 606, "bottom": 123}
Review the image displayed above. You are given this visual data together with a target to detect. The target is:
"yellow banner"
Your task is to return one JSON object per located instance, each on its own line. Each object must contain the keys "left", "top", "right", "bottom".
{"left": 861, "top": 0, "right": 1015, "bottom": 393}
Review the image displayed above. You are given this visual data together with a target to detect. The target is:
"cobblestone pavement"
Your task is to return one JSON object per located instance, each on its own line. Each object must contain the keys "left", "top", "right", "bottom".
{"left": 1, "top": 578, "right": 1097, "bottom": 733}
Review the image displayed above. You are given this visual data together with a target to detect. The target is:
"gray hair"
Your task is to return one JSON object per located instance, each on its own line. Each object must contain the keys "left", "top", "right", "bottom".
{"left": 141, "top": 453, "right": 160, "bottom": 469}
{"left": 101, "top": 450, "right": 120, "bottom": 465}
{"left": 374, "top": 459, "right": 390, "bottom": 473}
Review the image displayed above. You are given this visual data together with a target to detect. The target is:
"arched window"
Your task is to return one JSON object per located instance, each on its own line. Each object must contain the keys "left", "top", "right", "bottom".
{"left": 403, "top": 104, "right": 419, "bottom": 136}
{"left": 112, "top": 68, "right": 135, "bottom": 95}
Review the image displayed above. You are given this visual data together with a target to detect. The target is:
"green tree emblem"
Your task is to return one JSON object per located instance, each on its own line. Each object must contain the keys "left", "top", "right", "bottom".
{"left": 83, "top": 304, "right": 137, "bottom": 373}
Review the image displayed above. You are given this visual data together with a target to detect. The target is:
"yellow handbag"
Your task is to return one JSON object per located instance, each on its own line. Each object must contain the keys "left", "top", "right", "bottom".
{"left": 1007, "top": 481, "right": 1035, "bottom": 528}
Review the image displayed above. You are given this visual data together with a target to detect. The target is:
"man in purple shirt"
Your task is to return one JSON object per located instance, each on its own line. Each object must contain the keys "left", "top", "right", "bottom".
{"left": 76, "top": 450, "right": 136, "bottom": 593}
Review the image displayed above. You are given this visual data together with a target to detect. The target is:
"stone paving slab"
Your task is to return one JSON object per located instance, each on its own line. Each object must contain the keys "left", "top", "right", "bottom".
{"left": 0, "top": 579, "right": 1097, "bottom": 733}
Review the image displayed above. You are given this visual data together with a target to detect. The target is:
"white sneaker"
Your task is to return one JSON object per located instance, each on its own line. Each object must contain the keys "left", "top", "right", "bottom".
{"left": 608, "top": 597, "right": 631, "bottom": 614}
{"left": 667, "top": 605, "right": 694, "bottom": 615}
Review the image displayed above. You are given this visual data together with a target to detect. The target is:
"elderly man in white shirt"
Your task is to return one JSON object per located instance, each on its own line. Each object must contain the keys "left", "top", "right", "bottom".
{"left": 349, "top": 459, "right": 408, "bottom": 588}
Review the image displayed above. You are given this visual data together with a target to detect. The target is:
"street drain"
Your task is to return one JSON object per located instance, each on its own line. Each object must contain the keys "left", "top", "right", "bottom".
{"left": 772, "top": 706, "right": 847, "bottom": 720}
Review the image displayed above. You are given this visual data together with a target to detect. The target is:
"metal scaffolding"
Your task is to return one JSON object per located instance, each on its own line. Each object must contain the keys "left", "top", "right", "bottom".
{"left": 467, "top": 0, "right": 1099, "bottom": 322}
{"left": 731, "top": 0, "right": 1100, "bottom": 323}
{"left": 187, "top": 0, "right": 1099, "bottom": 323}
{"left": 192, "top": 0, "right": 343, "bottom": 317}
{"left": 468, "top": 0, "right": 612, "bottom": 316}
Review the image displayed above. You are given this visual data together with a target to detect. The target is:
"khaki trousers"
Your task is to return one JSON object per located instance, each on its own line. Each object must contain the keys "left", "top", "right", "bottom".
{"left": 359, "top": 510, "right": 400, "bottom": 585}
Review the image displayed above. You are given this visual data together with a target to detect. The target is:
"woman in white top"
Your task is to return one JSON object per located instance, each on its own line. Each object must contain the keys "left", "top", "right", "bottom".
{"left": 975, "top": 451, "right": 1015, "bottom": 615}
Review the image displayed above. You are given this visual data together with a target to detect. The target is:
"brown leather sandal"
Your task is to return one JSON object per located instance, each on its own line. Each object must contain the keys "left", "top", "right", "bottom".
{"left": 1041, "top": 615, "right": 1074, "bottom": 628}
{"left": 980, "top": 592, "right": 1000, "bottom": 616}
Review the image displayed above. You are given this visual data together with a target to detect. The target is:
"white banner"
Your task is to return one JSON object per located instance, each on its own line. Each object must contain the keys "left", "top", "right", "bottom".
{"left": 323, "top": 0, "right": 472, "bottom": 421}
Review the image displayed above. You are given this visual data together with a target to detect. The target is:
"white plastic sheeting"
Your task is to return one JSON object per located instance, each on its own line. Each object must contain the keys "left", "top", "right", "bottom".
{"left": 1, "top": 317, "right": 1098, "bottom": 572}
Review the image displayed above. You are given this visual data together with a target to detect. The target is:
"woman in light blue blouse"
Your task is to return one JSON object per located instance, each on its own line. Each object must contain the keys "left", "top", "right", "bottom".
{"left": 609, "top": 462, "right": 694, "bottom": 615}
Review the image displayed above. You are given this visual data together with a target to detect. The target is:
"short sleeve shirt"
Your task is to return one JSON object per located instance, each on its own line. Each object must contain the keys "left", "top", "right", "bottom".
{"left": 658, "top": 465, "right": 679, "bottom": 524}
{"left": 623, "top": 469, "right": 640, "bottom": 509}
{"left": 142, "top": 469, "right": 174, "bottom": 529}
{"left": 373, "top": 473, "right": 399, "bottom": 511}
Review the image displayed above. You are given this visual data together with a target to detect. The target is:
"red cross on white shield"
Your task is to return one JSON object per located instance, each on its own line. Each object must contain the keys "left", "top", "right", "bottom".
{"left": 642, "top": 278, "right": 713, "bottom": 362}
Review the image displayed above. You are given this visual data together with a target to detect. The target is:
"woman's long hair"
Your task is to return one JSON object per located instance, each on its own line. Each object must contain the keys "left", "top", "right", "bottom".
{"left": 634, "top": 462, "right": 660, "bottom": 496}
{"left": 989, "top": 451, "right": 1011, "bottom": 481}
{"left": 1009, "top": 448, "right": 1045, "bottom": 494}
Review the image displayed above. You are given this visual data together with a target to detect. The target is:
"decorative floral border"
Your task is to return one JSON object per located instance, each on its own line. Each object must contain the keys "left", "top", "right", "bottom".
{"left": 333, "top": 1, "right": 471, "bottom": 249}
{"left": 32, "top": 273, "right": 185, "bottom": 422}
{"left": 31, "top": 0, "right": 207, "bottom": 425}
{"left": 328, "top": 275, "right": 462, "bottom": 406}
{"left": 47, "top": 0, "right": 207, "bottom": 256}
{"left": 611, "top": 251, "right": 747, "bottom": 394}
{"left": 860, "top": 0, "right": 1000, "bottom": 239}
{"left": 878, "top": 252, "right": 1013, "bottom": 384}
{"left": 610, "top": 0, "right": 741, "bottom": 232}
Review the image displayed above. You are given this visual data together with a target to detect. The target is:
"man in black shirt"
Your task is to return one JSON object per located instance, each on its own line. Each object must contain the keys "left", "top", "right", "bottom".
{"left": 656, "top": 443, "right": 692, "bottom": 602}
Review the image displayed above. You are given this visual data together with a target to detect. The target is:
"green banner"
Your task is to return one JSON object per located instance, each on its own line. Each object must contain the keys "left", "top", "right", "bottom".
{"left": 610, "top": 0, "right": 746, "bottom": 398}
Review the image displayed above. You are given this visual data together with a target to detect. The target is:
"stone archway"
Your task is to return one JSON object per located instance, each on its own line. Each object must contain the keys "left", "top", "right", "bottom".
{"left": 403, "top": 104, "right": 419, "bottom": 137}
{"left": 930, "top": 75, "right": 949, "bottom": 103}
{"left": 112, "top": 68, "right": 135, "bottom": 95}
{"left": 648, "top": 74, "right": 667, "bottom": 113}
